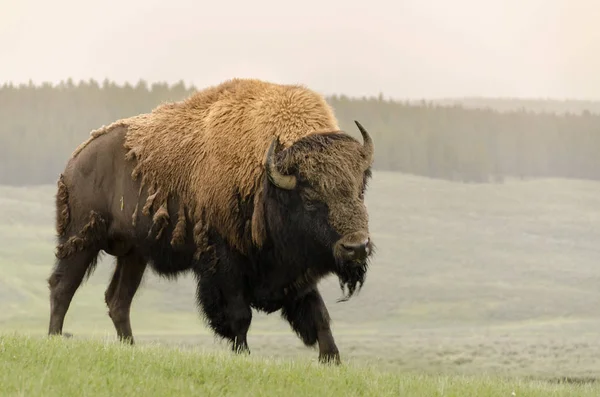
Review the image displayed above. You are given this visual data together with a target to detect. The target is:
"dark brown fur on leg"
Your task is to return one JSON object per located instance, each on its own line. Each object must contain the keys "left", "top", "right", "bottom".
{"left": 48, "top": 249, "right": 100, "bottom": 336}
{"left": 105, "top": 251, "right": 147, "bottom": 344}
{"left": 281, "top": 288, "right": 341, "bottom": 365}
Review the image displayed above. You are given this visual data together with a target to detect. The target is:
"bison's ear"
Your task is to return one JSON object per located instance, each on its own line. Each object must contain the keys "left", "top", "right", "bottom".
{"left": 265, "top": 138, "right": 297, "bottom": 190}
{"left": 251, "top": 183, "right": 267, "bottom": 248}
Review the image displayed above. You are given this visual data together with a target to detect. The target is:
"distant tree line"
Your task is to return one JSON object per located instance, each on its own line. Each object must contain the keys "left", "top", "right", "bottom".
{"left": 428, "top": 97, "right": 600, "bottom": 116}
{"left": 1, "top": 79, "right": 599, "bottom": 186}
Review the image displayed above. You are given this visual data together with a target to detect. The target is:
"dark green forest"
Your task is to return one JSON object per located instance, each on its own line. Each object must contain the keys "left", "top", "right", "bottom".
{"left": 1, "top": 79, "right": 599, "bottom": 186}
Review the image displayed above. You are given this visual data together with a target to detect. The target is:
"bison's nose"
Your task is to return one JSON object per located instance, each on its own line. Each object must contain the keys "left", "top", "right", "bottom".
{"left": 341, "top": 238, "right": 371, "bottom": 262}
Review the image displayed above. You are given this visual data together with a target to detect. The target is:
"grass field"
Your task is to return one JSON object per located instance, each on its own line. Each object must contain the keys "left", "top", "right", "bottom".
{"left": 1, "top": 170, "right": 600, "bottom": 388}
{"left": 2, "top": 334, "right": 600, "bottom": 397}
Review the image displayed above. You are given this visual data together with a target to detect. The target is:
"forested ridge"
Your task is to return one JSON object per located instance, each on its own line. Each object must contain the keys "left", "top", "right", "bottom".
{"left": 1, "top": 79, "right": 599, "bottom": 186}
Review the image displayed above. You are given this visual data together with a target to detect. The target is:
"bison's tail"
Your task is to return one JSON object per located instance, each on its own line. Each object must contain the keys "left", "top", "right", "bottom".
{"left": 53, "top": 174, "right": 107, "bottom": 282}
{"left": 55, "top": 174, "right": 70, "bottom": 238}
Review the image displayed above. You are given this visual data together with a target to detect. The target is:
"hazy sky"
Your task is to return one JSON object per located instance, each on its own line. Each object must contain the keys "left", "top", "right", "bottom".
{"left": 2, "top": 0, "right": 599, "bottom": 99}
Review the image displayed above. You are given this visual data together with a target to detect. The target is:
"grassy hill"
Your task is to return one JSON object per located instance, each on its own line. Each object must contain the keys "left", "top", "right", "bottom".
{"left": 1, "top": 171, "right": 600, "bottom": 380}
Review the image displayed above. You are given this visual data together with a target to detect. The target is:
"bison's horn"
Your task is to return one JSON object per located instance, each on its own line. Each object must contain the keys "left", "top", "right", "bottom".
{"left": 265, "top": 138, "right": 297, "bottom": 190}
{"left": 354, "top": 120, "right": 374, "bottom": 165}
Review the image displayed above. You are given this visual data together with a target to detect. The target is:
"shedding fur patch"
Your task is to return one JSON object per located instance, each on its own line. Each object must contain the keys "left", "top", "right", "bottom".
{"left": 119, "top": 78, "right": 341, "bottom": 254}
{"left": 148, "top": 203, "right": 169, "bottom": 240}
{"left": 171, "top": 203, "right": 187, "bottom": 248}
{"left": 55, "top": 174, "right": 70, "bottom": 237}
{"left": 193, "top": 220, "right": 210, "bottom": 260}
{"left": 142, "top": 185, "right": 160, "bottom": 216}
{"left": 131, "top": 203, "right": 139, "bottom": 227}
{"left": 55, "top": 211, "right": 107, "bottom": 259}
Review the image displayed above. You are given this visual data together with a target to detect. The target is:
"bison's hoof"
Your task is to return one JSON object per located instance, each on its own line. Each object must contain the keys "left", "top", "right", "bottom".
{"left": 319, "top": 351, "right": 341, "bottom": 365}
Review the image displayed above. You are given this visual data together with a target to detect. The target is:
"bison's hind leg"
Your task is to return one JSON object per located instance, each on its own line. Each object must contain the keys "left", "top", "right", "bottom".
{"left": 48, "top": 248, "right": 101, "bottom": 337}
{"left": 48, "top": 210, "right": 107, "bottom": 337}
{"left": 104, "top": 250, "right": 147, "bottom": 344}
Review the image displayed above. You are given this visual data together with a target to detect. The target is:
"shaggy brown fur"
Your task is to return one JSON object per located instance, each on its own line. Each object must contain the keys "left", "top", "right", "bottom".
{"left": 73, "top": 78, "right": 343, "bottom": 255}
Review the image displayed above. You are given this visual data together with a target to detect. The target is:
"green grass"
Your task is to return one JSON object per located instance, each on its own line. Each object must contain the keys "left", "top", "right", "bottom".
{"left": 1, "top": 334, "right": 598, "bottom": 397}
{"left": 1, "top": 171, "right": 600, "bottom": 382}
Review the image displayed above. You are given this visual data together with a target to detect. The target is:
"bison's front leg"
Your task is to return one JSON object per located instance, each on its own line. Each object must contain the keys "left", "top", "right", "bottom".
{"left": 198, "top": 280, "right": 252, "bottom": 354}
{"left": 281, "top": 287, "right": 340, "bottom": 365}
{"left": 194, "top": 259, "right": 252, "bottom": 355}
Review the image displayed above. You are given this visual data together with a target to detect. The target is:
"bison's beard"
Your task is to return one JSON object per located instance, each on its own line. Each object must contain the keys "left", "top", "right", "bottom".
{"left": 335, "top": 260, "right": 369, "bottom": 303}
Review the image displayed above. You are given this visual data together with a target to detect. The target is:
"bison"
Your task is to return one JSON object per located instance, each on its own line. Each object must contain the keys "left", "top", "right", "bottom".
{"left": 47, "top": 78, "right": 375, "bottom": 364}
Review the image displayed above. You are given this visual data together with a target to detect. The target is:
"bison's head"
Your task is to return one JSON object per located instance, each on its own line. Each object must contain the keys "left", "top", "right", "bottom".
{"left": 261, "top": 121, "right": 375, "bottom": 301}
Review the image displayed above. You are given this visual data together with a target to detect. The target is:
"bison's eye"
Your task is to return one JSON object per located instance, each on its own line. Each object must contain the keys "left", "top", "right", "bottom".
{"left": 304, "top": 199, "right": 318, "bottom": 211}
